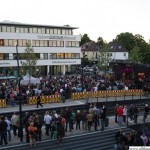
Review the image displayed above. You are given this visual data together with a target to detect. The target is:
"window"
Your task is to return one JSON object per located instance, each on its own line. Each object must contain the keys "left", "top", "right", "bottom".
{"left": 42, "top": 28, "right": 45, "bottom": 34}
{"left": 0, "top": 39, "right": 4, "bottom": 46}
{"left": 69, "top": 30, "right": 72, "bottom": 35}
{"left": 35, "top": 40, "right": 40, "bottom": 46}
{"left": 44, "top": 41, "right": 48, "bottom": 47}
{"left": 10, "top": 26, "right": 15, "bottom": 32}
{"left": 76, "top": 42, "right": 79, "bottom": 47}
{"left": 7, "top": 26, "right": 11, "bottom": 32}
{"left": 29, "top": 28, "right": 33, "bottom": 33}
{"left": 24, "top": 28, "right": 28, "bottom": 33}
{"left": 2, "top": 26, "right": 6, "bottom": 32}
{"left": 40, "top": 41, "right": 44, "bottom": 46}
{"left": 65, "top": 41, "right": 71, "bottom": 47}
{"left": 46, "top": 29, "right": 50, "bottom": 34}
{"left": 49, "top": 41, "right": 53, "bottom": 47}
{"left": 62, "top": 29, "right": 65, "bottom": 35}
{"left": 52, "top": 53, "right": 56, "bottom": 59}
{"left": 16, "top": 27, "right": 20, "bottom": 33}
{"left": 57, "top": 41, "right": 61, "bottom": 47}
{"left": 65, "top": 53, "right": 71, "bottom": 58}
{"left": 57, "top": 29, "right": 61, "bottom": 35}
{"left": 72, "top": 41, "right": 76, "bottom": 47}
{"left": 3, "top": 54, "right": 9, "bottom": 60}
{"left": 57, "top": 53, "right": 64, "bottom": 59}
{"left": 38, "top": 28, "right": 42, "bottom": 34}
{"left": 0, "top": 26, "right": 1, "bottom": 32}
{"left": 53, "top": 41, "right": 57, "bottom": 47}
{"left": 4, "top": 40, "right": 8, "bottom": 46}
{"left": 20, "top": 28, "right": 24, "bottom": 33}
{"left": 60, "top": 41, "right": 64, "bottom": 47}
{"left": 8, "top": 40, "right": 13, "bottom": 46}
{"left": 33, "top": 27, "right": 37, "bottom": 33}
{"left": 23, "top": 40, "right": 27, "bottom": 46}
{"left": 66, "top": 30, "right": 69, "bottom": 35}
{"left": 124, "top": 53, "right": 126, "bottom": 56}
{"left": 0, "top": 54, "right": 3, "bottom": 60}
{"left": 50, "top": 29, "right": 53, "bottom": 34}
{"left": 43, "top": 53, "right": 48, "bottom": 59}
{"left": 13, "top": 40, "right": 17, "bottom": 46}
{"left": 18, "top": 40, "right": 22, "bottom": 46}
{"left": 54, "top": 29, "right": 57, "bottom": 35}
{"left": 32, "top": 40, "right": 36, "bottom": 47}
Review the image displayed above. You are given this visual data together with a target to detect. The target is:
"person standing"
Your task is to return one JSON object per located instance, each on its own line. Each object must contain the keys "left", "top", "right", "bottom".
{"left": 28, "top": 121, "right": 37, "bottom": 146}
{"left": 5, "top": 117, "right": 11, "bottom": 141}
{"left": 44, "top": 111, "right": 52, "bottom": 135}
{"left": 123, "top": 105, "right": 127, "bottom": 123}
{"left": 144, "top": 104, "right": 150, "bottom": 120}
{"left": 114, "top": 104, "right": 119, "bottom": 123}
{"left": 36, "top": 94, "right": 43, "bottom": 108}
{"left": 100, "top": 109, "right": 106, "bottom": 131}
{"left": 11, "top": 112, "right": 18, "bottom": 136}
{"left": 0, "top": 116, "right": 8, "bottom": 145}
{"left": 117, "top": 106, "right": 123, "bottom": 125}
{"left": 86, "top": 111, "right": 93, "bottom": 131}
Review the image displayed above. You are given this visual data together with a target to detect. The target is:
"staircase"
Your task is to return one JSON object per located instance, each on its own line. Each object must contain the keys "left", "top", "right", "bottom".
{"left": 2, "top": 127, "right": 131, "bottom": 150}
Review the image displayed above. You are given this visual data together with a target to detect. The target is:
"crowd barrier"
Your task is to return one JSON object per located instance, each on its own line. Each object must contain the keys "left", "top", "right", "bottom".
{"left": 71, "top": 89, "right": 144, "bottom": 100}
{"left": 0, "top": 99, "right": 7, "bottom": 108}
{"left": 28, "top": 95, "right": 60, "bottom": 105}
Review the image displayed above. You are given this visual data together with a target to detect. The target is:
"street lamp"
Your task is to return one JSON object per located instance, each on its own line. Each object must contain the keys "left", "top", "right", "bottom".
{"left": 81, "top": 54, "right": 87, "bottom": 92}
{"left": 16, "top": 43, "right": 23, "bottom": 142}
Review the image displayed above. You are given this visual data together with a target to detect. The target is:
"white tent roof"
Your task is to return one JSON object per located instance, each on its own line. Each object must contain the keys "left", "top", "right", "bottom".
{"left": 20, "top": 74, "right": 40, "bottom": 85}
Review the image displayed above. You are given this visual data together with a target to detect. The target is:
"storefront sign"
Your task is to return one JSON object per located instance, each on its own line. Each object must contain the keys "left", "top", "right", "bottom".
{"left": 37, "top": 35, "right": 76, "bottom": 40}
{"left": 52, "top": 60, "right": 77, "bottom": 64}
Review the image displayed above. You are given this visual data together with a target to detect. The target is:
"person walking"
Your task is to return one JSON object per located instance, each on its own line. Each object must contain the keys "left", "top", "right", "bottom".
{"left": 36, "top": 94, "right": 43, "bottom": 108}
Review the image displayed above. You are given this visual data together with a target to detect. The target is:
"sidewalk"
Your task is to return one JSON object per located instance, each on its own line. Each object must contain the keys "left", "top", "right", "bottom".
{"left": 2, "top": 116, "right": 122, "bottom": 148}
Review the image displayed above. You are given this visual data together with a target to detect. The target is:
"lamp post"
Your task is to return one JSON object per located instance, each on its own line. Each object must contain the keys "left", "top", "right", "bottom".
{"left": 81, "top": 54, "right": 87, "bottom": 92}
{"left": 16, "top": 43, "right": 23, "bottom": 142}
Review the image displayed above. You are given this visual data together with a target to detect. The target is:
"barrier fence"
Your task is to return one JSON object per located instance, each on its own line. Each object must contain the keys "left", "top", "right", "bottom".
{"left": 0, "top": 89, "right": 144, "bottom": 108}
{"left": 71, "top": 89, "right": 144, "bottom": 100}
{"left": 0, "top": 95, "right": 61, "bottom": 108}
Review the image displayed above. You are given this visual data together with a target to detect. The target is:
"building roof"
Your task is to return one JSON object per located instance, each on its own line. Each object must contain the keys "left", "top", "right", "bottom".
{"left": 0, "top": 20, "right": 78, "bottom": 29}
{"left": 81, "top": 41, "right": 98, "bottom": 51}
{"left": 108, "top": 41, "right": 128, "bottom": 52}
{"left": 81, "top": 41, "right": 128, "bottom": 53}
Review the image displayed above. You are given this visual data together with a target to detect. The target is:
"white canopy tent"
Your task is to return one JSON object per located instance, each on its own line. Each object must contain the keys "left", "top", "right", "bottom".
{"left": 20, "top": 74, "right": 40, "bottom": 85}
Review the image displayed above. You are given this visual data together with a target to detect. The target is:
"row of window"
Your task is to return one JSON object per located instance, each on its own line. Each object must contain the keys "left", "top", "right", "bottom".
{"left": 0, "top": 53, "right": 80, "bottom": 60}
{"left": 0, "top": 39, "right": 79, "bottom": 47}
{"left": 0, "top": 25, "right": 73, "bottom": 35}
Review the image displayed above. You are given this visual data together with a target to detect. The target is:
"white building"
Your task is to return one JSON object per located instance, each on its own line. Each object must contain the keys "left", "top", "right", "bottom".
{"left": 0, "top": 21, "right": 81, "bottom": 76}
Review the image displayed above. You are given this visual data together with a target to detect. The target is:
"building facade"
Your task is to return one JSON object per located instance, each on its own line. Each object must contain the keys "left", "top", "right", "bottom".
{"left": 0, "top": 21, "right": 81, "bottom": 77}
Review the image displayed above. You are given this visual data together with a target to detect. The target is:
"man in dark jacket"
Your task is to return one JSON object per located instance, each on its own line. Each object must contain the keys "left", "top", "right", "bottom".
{"left": 100, "top": 109, "right": 106, "bottom": 131}
{"left": 0, "top": 116, "right": 8, "bottom": 145}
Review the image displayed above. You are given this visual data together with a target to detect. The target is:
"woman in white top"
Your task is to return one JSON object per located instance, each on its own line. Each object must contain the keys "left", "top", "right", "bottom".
{"left": 123, "top": 106, "right": 127, "bottom": 123}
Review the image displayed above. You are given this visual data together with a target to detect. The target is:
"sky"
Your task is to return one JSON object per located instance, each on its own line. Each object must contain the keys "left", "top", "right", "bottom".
{"left": 0, "top": 0, "right": 150, "bottom": 43}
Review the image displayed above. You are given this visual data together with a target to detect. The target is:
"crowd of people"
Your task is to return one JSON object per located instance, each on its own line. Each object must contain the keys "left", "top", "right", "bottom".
{"left": 0, "top": 73, "right": 144, "bottom": 107}
{"left": 114, "top": 128, "right": 150, "bottom": 149}
{"left": 0, "top": 103, "right": 108, "bottom": 146}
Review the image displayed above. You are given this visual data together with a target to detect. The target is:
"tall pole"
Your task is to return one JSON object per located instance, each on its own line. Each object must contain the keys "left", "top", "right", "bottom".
{"left": 16, "top": 43, "right": 23, "bottom": 142}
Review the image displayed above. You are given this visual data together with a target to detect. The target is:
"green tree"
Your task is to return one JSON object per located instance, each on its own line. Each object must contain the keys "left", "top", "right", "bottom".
{"left": 20, "top": 41, "right": 38, "bottom": 76}
{"left": 96, "top": 36, "right": 106, "bottom": 49}
{"left": 97, "top": 44, "right": 111, "bottom": 72}
{"left": 129, "top": 46, "right": 143, "bottom": 63}
{"left": 116, "top": 32, "right": 135, "bottom": 52}
{"left": 80, "top": 34, "right": 91, "bottom": 46}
